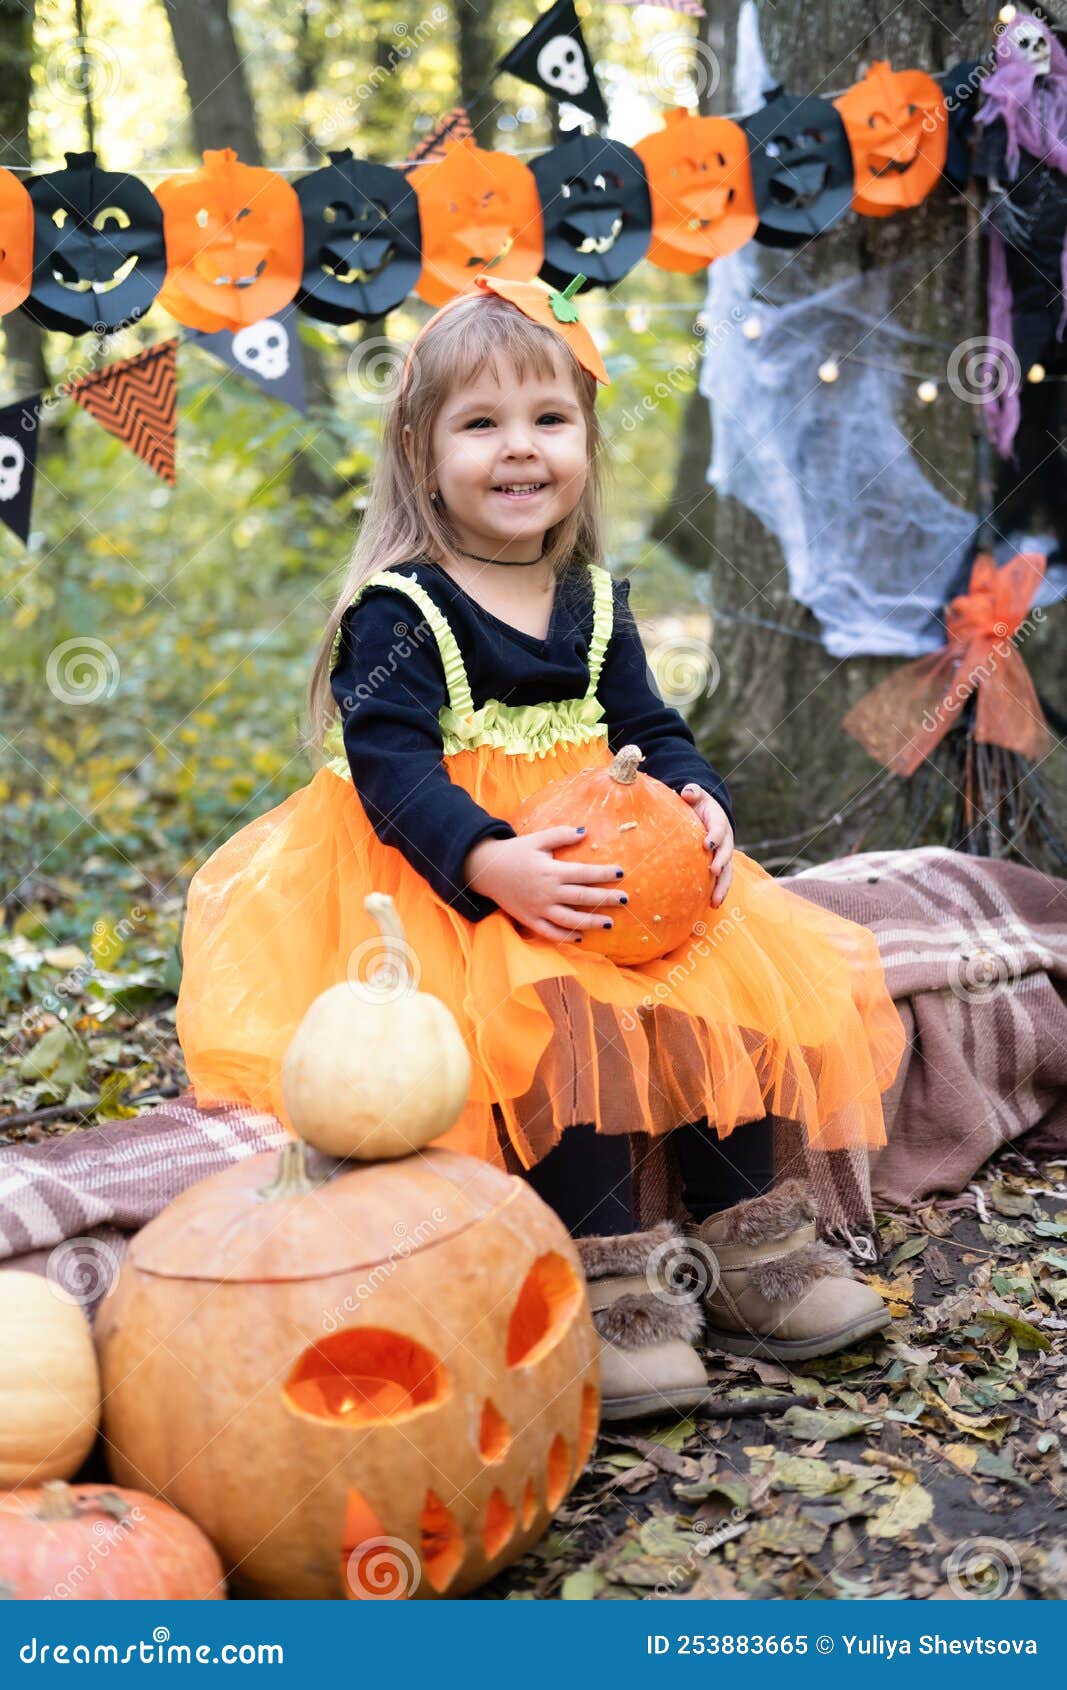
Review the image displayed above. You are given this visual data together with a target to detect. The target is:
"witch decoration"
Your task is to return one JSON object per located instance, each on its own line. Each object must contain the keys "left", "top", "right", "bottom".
{"left": 972, "top": 11, "right": 1067, "bottom": 555}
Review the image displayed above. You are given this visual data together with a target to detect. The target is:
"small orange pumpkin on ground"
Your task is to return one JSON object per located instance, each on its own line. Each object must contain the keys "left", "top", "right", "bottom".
{"left": 0, "top": 1480, "right": 227, "bottom": 1599}
{"left": 510, "top": 744, "right": 711, "bottom": 964}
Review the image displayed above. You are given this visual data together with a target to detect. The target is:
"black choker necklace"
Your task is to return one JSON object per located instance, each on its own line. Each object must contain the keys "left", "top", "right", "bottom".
{"left": 454, "top": 545, "right": 546, "bottom": 567}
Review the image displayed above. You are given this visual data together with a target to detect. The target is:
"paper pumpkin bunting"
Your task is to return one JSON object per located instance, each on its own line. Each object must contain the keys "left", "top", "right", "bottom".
{"left": 741, "top": 89, "right": 854, "bottom": 247}
{"left": 154, "top": 149, "right": 303, "bottom": 334}
{"left": 634, "top": 108, "right": 757, "bottom": 272}
{"left": 531, "top": 134, "right": 651, "bottom": 291}
{"left": 22, "top": 152, "right": 166, "bottom": 337}
{"left": 835, "top": 62, "right": 947, "bottom": 217}
{"left": 296, "top": 151, "right": 421, "bottom": 324}
{"left": 408, "top": 137, "right": 543, "bottom": 307}
{"left": 0, "top": 168, "right": 33, "bottom": 317}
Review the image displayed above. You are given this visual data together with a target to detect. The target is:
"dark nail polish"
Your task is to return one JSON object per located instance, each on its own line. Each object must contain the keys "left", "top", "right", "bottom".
{"left": 576, "top": 826, "right": 586, "bottom": 835}
{"left": 603, "top": 920, "right": 612, "bottom": 929}
{"left": 619, "top": 894, "right": 628, "bottom": 904}
{"left": 615, "top": 869, "right": 624, "bottom": 878}
{"left": 575, "top": 934, "right": 583, "bottom": 942}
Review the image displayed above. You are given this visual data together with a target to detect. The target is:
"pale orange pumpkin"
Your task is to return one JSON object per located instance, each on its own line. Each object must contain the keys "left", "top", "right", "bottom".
{"left": 96, "top": 1141, "right": 599, "bottom": 1600}
{"left": 0, "top": 1480, "right": 226, "bottom": 1599}
{"left": 511, "top": 744, "right": 712, "bottom": 964}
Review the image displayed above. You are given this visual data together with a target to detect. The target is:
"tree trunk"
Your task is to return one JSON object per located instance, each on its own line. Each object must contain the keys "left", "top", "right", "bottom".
{"left": 0, "top": 0, "right": 48, "bottom": 407}
{"left": 457, "top": 0, "right": 499, "bottom": 146}
{"left": 161, "top": 0, "right": 340, "bottom": 502}
{"left": 653, "top": 1, "right": 1063, "bottom": 856}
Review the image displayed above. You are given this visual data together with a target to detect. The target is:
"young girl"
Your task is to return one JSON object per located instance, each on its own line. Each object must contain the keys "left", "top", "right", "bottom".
{"left": 176, "top": 275, "right": 906, "bottom": 1409}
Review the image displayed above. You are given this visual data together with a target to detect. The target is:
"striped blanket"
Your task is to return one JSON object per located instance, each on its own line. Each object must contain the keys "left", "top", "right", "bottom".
{"left": 2, "top": 847, "right": 1065, "bottom": 1309}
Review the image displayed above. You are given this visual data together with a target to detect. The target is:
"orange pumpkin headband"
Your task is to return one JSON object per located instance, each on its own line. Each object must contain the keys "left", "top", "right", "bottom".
{"left": 399, "top": 272, "right": 610, "bottom": 399}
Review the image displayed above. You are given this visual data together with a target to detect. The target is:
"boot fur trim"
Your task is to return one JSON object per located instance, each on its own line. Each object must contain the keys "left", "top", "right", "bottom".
{"left": 576, "top": 1220, "right": 678, "bottom": 1280}
{"left": 739, "top": 1240, "right": 854, "bottom": 1303}
{"left": 717, "top": 1178, "right": 817, "bottom": 1246}
{"left": 593, "top": 1291, "right": 704, "bottom": 1349}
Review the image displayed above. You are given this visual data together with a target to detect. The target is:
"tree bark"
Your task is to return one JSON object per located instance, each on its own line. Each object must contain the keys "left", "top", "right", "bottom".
{"left": 161, "top": 0, "right": 340, "bottom": 502}
{"left": 653, "top": 1, "right": 1063, "bottom": 854}
{"left": 0, "top": 0, "right": 48, "bottom": 406}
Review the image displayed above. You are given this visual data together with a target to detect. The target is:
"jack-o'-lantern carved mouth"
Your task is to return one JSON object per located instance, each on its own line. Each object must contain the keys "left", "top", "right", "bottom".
{"left": 558, "top": 172, "right": 626, "bottom": 253}
{"left": 49, "top": 203, "right": 141, "bottom": 293}
{"left": 317, "top": 199, "right": 397, "bottom": 285}
{"left": 867, "top": 108, "right": 923, "bottom": 176}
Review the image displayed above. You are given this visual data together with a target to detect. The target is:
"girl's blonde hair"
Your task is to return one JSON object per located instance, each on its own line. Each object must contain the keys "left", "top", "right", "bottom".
{"left": 305, "top": 291, "right": 610, "bottom": 752}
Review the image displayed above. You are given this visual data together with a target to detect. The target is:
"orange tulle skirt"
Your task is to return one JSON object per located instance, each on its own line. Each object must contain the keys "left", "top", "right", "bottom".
{"left": 176, "top": 738, "right": 907, "bottom": 1171}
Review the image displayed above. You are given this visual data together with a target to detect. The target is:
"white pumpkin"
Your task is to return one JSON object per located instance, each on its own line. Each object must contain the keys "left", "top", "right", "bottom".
{"left": 282, "top": 892, "right": 471, "bottom": 1160}
{"left": 0, "top": 1271, "right": 101, "bottom": 1485}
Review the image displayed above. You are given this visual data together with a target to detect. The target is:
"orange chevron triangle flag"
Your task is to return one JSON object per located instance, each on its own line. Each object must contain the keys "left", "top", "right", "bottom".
{"left": 68, "top": 339, "right": 178, "bottom": 484}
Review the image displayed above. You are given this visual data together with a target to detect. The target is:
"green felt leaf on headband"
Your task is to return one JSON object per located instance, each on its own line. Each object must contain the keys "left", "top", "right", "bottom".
{"left": 549, "top": 273, "right": 586, "bottom": 322}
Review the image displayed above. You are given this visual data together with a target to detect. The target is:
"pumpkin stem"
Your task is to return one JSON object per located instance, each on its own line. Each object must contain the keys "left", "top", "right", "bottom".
{"left": 609, "top": 745, "right": 644, "bottom": 786}
{"left": 38, "top": 1480, "right": 77, "bottom": 1521}
{"left": 258, "top": 1139, "right": 316, "bottom": 1200}
{"left": 363, "top": 892, "right": 413, "bottom": 993}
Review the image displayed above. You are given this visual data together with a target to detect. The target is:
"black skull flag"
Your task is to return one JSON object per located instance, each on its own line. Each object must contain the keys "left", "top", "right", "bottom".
{"left": 498, "top": 0, "right": 609, "bottom": 127}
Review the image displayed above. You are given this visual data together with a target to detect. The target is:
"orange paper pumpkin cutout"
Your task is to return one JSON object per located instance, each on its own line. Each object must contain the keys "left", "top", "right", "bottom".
{"left": 400, "top": 271, "right": 609, "bottom": 392}
{"left": 0, "top": 167, "right": 33, "bottom": 316}
{"left": 154, "top": 149, "right": 303, "bottom": 332}
{"left": 834, "top": 63, "right": 947, "bottom": 218}
{"left": 409, "top": 137, "right": 543, "bottom": 307}
{"left": 634, "top": 109, "right": 757, "bottom": 271}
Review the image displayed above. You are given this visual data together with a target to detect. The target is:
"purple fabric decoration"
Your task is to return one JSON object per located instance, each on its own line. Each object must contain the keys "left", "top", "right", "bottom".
{"left": 975, "top": 13, "right": 1067, "bottom": 456}
{"left": 974, "top": 15, "right": 1067, "bottom": 175}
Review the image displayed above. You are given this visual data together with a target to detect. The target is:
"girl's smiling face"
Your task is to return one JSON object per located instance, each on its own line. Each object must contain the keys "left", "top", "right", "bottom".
{"left": 426, "top": 348, "right": 589, "bottom": 561}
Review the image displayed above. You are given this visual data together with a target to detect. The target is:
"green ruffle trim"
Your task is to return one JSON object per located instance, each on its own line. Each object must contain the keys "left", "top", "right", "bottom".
{"left": 438, "top": 693, "right": 608, "bottom": 759}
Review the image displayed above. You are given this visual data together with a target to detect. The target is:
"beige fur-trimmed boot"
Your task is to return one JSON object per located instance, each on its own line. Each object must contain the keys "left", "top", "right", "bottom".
{"left": 576, "top": 1221, "right": 710, "bottom": 1422}
{"left": 686, "top": 1179, "right": 891, "bottom": 1362}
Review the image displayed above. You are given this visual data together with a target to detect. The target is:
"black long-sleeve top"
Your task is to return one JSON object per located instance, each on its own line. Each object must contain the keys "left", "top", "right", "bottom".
{"left": 329, "top": 557, "right": 734, "bottom": 922}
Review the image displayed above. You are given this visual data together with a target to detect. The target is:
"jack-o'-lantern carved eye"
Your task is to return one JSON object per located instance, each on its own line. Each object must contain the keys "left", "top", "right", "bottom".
{"left": 506, "top": 1253, "right": 583, "bottom": 1367}
{"left": 283, "top": 1328, "right": 450, "bottom": 1426}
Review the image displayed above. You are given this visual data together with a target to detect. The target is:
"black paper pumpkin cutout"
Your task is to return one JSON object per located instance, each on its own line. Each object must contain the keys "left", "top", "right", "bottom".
{"left": 23, "top": 151, "right": 166, "bottom": 336}
{"left": 740, "top": 90, "right": 854, "bottom": 247}
{"left": 531, "top": 135, "right": 651, "bottom": 290}
{"left": 295, "top": 151, "right": 421, "bottom": 324}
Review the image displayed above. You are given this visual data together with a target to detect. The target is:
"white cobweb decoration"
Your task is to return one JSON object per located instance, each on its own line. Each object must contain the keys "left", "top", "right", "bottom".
{"left": 695, "top": 0, "right": 976, "bottom": 658}
{"left": 698, "top": 248, "right": 985, "bottom": 658}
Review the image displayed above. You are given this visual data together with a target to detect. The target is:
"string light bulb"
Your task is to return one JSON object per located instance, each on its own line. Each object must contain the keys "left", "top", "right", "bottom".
{"left": 818, "top": 358, "right": 840, "bottom": 383}
{"left": 626, "top": 304, "right": 650, "bottom": 333}
{"left": 742, "top": 315, "right": 763, "bottom": 340}
{"left": 1027, "top": 362, "right": 1046, "bottom": 383}
{"left": 998, "top": 4, "right": 1017, "bottom": 23}
{"left": 917, "top": 380, "right": 939, "bottom": 404}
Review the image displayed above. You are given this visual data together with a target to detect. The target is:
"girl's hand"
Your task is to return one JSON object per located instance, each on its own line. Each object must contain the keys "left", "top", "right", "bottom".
{"left": 680, "top": 784, "right": 735, "bottom": 908}
{"left": 463, "top": 828, "right": 628, "bottom": 943}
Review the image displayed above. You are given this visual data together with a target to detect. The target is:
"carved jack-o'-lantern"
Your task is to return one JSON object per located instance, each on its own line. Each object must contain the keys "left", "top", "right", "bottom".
{"left": 96, "top": 1142, "right": 599, "bottom": 1600}
{"left": 740, "top": 89, "right": 854, "bottom": 248}
{"left": 295, "top": 150, "right": 422, "bottom": 324}
{"left": 834, "top": 62, "right": 947, "bottom": 217}
{"left": 635, "top": 108, "right": 757, "bottom": 272}
{"left": 0, "top": 167, "right": 33, "bottom": 317}
{"left": 409, "top": 137, "right": 543, "bottom": 307}
{"left": 154, "top": 148, "right": 303, "bottom": 333}
{"left": 23, "top": 152, "right": 166, "bottom": 336}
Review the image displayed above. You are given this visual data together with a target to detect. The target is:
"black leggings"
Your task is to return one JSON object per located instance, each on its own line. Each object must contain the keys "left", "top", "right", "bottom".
{"left": 521, "top": 1115, "right": 775, "bottom": 1238}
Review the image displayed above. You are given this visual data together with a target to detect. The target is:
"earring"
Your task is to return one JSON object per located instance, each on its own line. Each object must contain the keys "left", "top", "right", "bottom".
{"left": 429, "top": 489, "right": 439, "bottom": 504}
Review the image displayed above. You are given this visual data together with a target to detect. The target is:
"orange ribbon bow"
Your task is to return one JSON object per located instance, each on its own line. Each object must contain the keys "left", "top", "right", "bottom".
{"left": 842, "top": 551, "right": 1050, "bottom": 776}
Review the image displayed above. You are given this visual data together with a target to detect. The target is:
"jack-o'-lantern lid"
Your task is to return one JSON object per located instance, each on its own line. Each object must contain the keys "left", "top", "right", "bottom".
{"left": 126, "top": 1144, "right": 518, "bottom": 1282}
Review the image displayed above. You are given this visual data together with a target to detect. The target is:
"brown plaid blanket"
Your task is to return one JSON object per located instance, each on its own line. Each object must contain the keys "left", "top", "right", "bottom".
{"left": 2, "top": 847, "right": 1065, "bottom": 1309}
